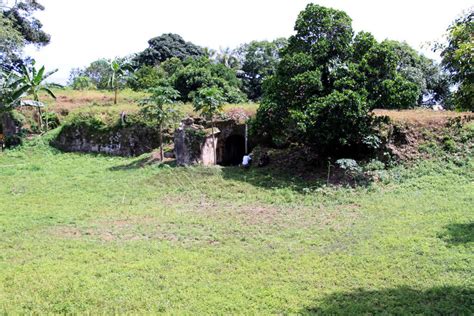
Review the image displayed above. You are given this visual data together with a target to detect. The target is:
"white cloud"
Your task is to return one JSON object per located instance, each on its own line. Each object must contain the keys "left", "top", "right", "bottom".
{"left": 25, "top": 0, "right": 472, "bottom": 84}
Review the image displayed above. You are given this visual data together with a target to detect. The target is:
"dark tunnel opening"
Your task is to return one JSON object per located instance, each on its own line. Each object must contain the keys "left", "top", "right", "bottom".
{"left": 221, "top": 135, "right": 246, "bottom": 166}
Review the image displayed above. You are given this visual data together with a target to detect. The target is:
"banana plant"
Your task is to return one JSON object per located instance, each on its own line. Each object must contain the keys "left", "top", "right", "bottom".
{"left": 0, "top": 70, "right": 28, "bottom": 114}
{"left": 108, "top": 59, "right": 132, "bottom": 105}
{"left": 18, "top": 62, "right": 59, "bottom": 131}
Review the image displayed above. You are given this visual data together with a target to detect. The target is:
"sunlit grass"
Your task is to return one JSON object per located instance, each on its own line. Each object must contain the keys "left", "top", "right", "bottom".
{"left": 0, "top": 138, "right": 472, "bottom": 313}
{"left": 35, "top": 89, "right": 259, "bottom": 119}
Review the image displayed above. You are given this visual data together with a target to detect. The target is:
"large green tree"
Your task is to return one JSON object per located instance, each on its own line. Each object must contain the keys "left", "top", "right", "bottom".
{"left": 253, "top": 4, "right": 376, "bottom": 155}
{"left": 0, "top": 0, "right": 50, "bottom": 70}
{"left": 135, "top": 33, "right": 204, "bottom": 67}
{"left": 172, "top": 57, "right": 246, "bottom": 103}
{"left": 438, "top": 9, "right": 473, "bottom": 110}
{"left": 235, "top": 38, "right": 287, "bottom": 100}
{"left": 334, "top": 37, "right": 449, "bottom": 109}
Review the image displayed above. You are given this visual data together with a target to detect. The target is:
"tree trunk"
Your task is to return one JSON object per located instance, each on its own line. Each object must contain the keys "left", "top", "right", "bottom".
{"left": 114, "top": 87, "right": 118, "bottom": 105}
{"left": 37, "top": 107, "right": 43, "bottom": 132}
{"left": 159, "top": 123, "right": 164, "bottom": 162}
{"left": 211, "top": 119, "right": 216, "bottom": 165}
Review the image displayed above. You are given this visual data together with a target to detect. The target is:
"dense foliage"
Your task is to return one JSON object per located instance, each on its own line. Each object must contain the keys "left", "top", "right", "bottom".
{"left": 173, "top": 57, "right": 246, "bottom": 103}
{"left": 69, "top": 57, "right": 133, "bottom": 91}
{"left": 234, "top": 39, "right": 287, "bottom": 100}
{"left": 253, "top": 4, "right": 452, "bottom": 156}
{"left": 140, "top": 86, "right": 181, "bottom": 160}
{"left": 134, "top": 33, "right": 204, "bottom": 67}
{"left": 0, "top": 0, "right": 50, "bottom": 70}
{"left": 0, "top": 15, "right": 24, "bottom": 70}
{"left": 253, "top": 4, "right": 375, "bottom": 155}
{"left": 438, "top": 9, "right": 473, "bottom": 110}
{"left": 128, "top": 56, "right": 247, "bottom": 104}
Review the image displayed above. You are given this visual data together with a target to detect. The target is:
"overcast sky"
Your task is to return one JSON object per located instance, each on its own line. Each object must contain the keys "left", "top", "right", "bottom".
{"left": 24, "top": 0, "right": 473, "bottom": 84}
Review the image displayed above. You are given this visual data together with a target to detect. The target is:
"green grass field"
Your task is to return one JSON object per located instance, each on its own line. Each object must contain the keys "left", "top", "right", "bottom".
{"left": 0, "top": 138, "right": 473, "bottom": 313}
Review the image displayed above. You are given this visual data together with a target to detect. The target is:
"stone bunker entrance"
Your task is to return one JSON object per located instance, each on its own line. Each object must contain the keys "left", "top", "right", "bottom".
{"left": 174, "top": 116, "right": 251, "bottom": 167}
{"left": 219, "top": 134, "right": 246, "bottom": 166}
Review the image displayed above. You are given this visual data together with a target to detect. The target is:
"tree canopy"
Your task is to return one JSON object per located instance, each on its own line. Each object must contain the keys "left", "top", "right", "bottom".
{"left": 0, "top": 0, "right": 50, "bottom": 70}
{"left": 128, "top": 56, "right": 247, "bottom": 104}
{"left": 235, "top": 38, "right": 287, "bottom": 100}
{"left": 0, "top": 15, "right": 24, "bottom": 71}
{"left": 438, "top": 9, "right": 473, "bottom": 110}
{"left": 253, "top": 4, "right": 450, "bottom": 156}
{"left": 135, "top": 33, "right": 204, "bottom": 67}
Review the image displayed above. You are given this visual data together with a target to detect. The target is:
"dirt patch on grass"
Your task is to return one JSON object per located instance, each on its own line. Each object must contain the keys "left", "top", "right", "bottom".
{"left": 171, "top": 193, "right": 362, "bottom": 232}
{"left": 48, "top": 216, "right": 218, "bottom": 244}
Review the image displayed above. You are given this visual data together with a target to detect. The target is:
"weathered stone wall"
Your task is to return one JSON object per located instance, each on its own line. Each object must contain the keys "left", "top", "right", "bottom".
{"left": 174, "top": 117, "right": 249, "bottom": 166}
{"left": 1, "top": 112, "right": 21, "bottom": 137}
{"left": 1, "top": 111, "right": 24, "bottom": 147}
{"left": 174, "top": 120, "right": 208, "bottom": 166}
{"left": 52, "top": 124, "right": 167, "bottom": 157}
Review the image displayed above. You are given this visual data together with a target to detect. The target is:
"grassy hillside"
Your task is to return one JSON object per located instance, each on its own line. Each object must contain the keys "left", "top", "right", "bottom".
{"left": 36, "top": 88, "right": 259, "bottom": 118}
{"left": 0, "top": 137, "right": 472, "bottom": 313}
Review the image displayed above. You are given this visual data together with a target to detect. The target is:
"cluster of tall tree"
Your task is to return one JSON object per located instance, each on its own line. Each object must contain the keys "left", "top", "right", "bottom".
{"left": 68, "top": 33, "right": 286, "bottom": 103}
{"left": 66, "top": 5, "right": 470, "bottom": 116}
{"left": 252, "top": 4, "right": 471, "bottom": 156}
{"left": 436, "top": 9, "right": 473, "bottom": 111}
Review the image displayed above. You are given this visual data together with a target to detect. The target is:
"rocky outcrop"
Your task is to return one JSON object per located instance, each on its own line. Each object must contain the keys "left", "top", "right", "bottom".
{"left": 52, "top": 124, "right": 168, "bottom": 157}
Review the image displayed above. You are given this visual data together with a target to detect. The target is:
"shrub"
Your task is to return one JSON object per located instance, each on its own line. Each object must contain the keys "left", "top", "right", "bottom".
{"left": 442, "top": 136, "right": 457, "bottom": 152}
{"left": 42, "top": 111, "right": 60, "bottom": 130}
{"left": 71, "top": 76, "right": 95, "bottom": 90}
{"left": 127, "top": 66, "right": 166, "bottom": 91}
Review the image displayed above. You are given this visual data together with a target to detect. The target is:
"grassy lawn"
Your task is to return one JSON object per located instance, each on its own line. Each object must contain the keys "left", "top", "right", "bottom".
{"left": 0, "top": 139, "right": 473, "bottom": 313}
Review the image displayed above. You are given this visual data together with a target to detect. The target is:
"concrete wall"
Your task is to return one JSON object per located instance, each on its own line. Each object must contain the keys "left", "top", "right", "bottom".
{"left": 174, "top": 118, "right": 249, "bottom": 166}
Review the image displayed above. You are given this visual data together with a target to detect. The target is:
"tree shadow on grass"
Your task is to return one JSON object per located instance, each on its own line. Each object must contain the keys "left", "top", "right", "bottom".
{"left": 438, "top": 223, "right": 474, "bottom": 245}
{"left": 301, "top": 286, "right": 474, "bottom": 315}
{"left": 108, "top": 156, "right": 177, "bottom": 171}
{"left": 221, "top": 165, "right": 328, "bottom": 193}
{"left": 220, "top": 164, "right": 369, "bottom": 193}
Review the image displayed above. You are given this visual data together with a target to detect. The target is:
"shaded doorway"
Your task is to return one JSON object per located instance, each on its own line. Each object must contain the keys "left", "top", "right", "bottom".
{"left": 221, "top": 135, "right": 246, "bottom": 166}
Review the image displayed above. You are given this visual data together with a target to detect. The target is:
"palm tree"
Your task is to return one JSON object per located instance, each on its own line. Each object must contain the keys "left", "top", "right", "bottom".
{"left": 18, "top": 62, "right": 58, "bottom": 131}
{"left": 140, "top": 86, "right": 181, "bottom": 161}
{"left": 193, "top": 86, "right": 225, "bottom": 165}
{"left": 108, "top": 59, "right": 132, "bottom": 105}
{"left": 216, "top": 47, "right": 240, "bottom": 69}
